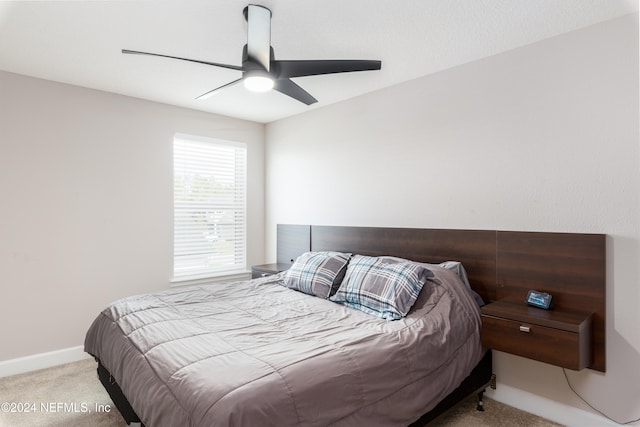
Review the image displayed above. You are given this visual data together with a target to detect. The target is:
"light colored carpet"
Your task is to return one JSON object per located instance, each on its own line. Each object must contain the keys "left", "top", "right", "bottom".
{"left": 0, "top": 359, "right": 125, "bottom": 427}
{"left": 431, "top": 393, "right": 562, "bottom": 426}
{"left": 0, "top": 358, "right": 562, "bottom": 426}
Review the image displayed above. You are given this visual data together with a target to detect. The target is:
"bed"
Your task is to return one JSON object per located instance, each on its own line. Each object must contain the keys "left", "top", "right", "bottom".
{"left": 85, "top": 224, "right": 605, "bottom": 426}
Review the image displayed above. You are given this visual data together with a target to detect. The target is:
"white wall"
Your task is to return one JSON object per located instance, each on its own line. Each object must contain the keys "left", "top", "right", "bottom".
{"left": 0, "top": 71, "right": 265, "bottom": 361}
{"left": 265, "top": 14, "right": 639, "bottom": 425}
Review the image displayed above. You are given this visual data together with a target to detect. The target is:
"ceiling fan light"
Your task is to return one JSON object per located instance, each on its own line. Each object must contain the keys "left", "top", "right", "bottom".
{"left": 244, "top": 75, "right": 274, "bottom": 92}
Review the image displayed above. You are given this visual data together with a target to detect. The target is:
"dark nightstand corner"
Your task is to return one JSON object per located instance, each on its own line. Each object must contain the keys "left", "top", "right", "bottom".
{"left": 251, "top": 263, "right": 291, "bottom": 279}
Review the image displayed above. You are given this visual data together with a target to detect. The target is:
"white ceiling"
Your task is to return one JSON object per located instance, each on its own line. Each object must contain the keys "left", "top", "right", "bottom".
{"left": 0, "top": 0, "right": 637, "bottom": 123}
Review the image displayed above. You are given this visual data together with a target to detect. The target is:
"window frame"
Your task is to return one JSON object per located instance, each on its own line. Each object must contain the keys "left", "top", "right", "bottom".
{"left": 171, "top": 133, "right": 248, "bottom": 283}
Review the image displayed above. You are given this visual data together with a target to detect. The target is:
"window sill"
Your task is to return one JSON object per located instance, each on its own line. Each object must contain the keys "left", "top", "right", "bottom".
{"left": 170, "top": 271, "right": 251, "bottom": 288}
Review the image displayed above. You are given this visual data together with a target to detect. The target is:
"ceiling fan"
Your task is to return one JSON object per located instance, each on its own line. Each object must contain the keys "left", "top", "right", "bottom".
{"left": 122, "top": 4, "right": 382, "bottom": 105}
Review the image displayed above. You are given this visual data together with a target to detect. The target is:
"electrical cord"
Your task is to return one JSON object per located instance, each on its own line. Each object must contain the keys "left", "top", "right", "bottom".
{"left": 563, "top": 368, "right": 640, "bottom": 425}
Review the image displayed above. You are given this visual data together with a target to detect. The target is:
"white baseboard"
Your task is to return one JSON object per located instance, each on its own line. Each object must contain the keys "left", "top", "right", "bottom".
{"left": 0, "top": 346, "right": 91, "bottom": 378}
{"left": 487, "top": 384, "right": 617, "bottom": 426}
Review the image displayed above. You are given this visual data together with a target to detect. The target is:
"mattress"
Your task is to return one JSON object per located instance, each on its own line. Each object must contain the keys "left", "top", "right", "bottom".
{"left": 84, "top": 265, "right": 483, "bottom": 426}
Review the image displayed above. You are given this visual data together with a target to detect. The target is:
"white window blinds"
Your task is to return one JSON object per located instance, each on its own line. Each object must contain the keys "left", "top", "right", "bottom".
{"left": 173, "top": 134, "right": 247, "bottom": 279}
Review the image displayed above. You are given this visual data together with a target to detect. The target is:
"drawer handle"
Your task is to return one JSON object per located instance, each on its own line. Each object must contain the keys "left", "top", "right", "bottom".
{"left": 519, "top": 325, "right": 531, "bottom": 333}
{"left": 261, "top": 272, "right": 270, "bottom": 277}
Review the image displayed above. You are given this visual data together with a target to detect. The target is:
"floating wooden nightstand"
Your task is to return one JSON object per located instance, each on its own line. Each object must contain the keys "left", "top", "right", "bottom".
{"left": 481, "top": 300, "right": 593, "bottom": 371}
{"left": 251, "top": 263, "right": 291, "bottom": 279}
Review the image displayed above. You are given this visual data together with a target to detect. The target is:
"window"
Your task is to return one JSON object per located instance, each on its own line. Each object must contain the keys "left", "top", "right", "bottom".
{"left": 173, "top": 133, "right": 247, "bottom": 280}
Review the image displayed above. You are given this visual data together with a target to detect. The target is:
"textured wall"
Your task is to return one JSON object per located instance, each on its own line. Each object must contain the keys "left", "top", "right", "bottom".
{"left": 0, "top": 72, "right": 265, "bottom": 361}
{"left": 265, "top": 14, "right": 639, "bottom": 425}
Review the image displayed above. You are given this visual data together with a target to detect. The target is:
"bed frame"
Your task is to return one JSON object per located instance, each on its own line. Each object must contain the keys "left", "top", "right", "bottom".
{"left": 96, "top": 224, "right": 606, "bottom": 425}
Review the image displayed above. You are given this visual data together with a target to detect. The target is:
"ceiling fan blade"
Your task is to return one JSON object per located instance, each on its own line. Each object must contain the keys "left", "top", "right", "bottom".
{"left": 196, "top": 78, "right": 243, "bottom": 100}
{"left": 274, "top": 79, "right": 318, "bottom": 105}
{"left": 122, "top": 49, "right": 244, "bottom": 72}
{"left": 276, "top": 59, "right": 381, "bottom": 78}
{"left": 245, "top": 5, "right": 272, "bottom": 71}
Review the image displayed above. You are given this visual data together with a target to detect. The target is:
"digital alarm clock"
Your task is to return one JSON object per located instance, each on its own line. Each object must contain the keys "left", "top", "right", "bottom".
{"left": 526, "top": 290, "right": 553, "bottom": 310}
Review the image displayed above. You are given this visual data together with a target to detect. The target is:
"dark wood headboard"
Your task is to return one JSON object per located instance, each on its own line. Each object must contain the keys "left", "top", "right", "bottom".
{"left": 276, "top": 224, "right": 606, "bottom": 372}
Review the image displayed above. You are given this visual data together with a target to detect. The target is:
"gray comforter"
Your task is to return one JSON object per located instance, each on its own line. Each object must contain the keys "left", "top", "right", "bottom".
{"left": 84, "top": 266, "right": 483, "bottom": 426}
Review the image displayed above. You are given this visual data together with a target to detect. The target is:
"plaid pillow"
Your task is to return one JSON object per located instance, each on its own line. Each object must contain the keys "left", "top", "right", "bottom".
{"left": 330, "top": 255, "right": 433, "bottom": 320}
{"left": 283, "top": 251, "right": 351, "bottom": 298}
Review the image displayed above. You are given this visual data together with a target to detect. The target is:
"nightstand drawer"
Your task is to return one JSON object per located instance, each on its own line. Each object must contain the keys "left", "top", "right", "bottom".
{"left": 252, "top": 269, "right": 274, "bottom": 279}
{"left": 481, "top": 314, "right": 592, "bottom": 370}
